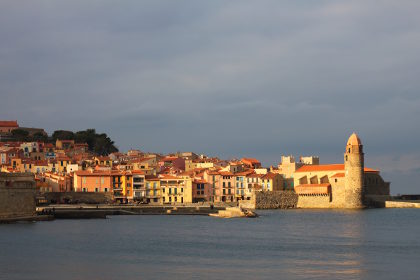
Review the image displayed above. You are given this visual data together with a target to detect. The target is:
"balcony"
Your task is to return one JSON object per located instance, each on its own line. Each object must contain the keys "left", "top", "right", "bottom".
{"left": 113, "top": 192, "right": 124, "bottom": 197}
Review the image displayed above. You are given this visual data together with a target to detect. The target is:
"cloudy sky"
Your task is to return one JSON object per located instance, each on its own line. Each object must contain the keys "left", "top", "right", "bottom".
{"left": 1, "top": 1, "right": 420, "bottom": 193}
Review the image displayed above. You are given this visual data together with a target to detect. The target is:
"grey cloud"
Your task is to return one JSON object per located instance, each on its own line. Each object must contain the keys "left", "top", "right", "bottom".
{"left": 1, "top": 0, "right": 420, "bottom": 193}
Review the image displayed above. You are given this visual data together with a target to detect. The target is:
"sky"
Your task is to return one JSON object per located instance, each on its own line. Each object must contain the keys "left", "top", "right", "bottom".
{"left": 1, "top": 1, "right": 420, "bottom": 194}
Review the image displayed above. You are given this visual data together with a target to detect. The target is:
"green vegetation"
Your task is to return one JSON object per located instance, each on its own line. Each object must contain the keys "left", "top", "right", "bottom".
{"left": 52, "top": 129, "right": 119, "bottom": 155}
{"left": 7, "top": 128, "right": 118, "bottom": 156}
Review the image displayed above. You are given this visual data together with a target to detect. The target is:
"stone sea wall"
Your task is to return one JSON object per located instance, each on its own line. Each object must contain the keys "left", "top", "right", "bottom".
{"left": 0, "top": 173, "right": 36, "bottom": 220}
{"left": 255, "top": 191, "right": 298, "bottom": 209}
{"left": 44, "top": 192, "right": 113, "bottom": 204}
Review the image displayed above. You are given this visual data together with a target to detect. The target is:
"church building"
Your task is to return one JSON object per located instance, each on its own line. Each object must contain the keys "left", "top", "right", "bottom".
{"left": 293, "top": 133, "right": 390, "bottom": 208}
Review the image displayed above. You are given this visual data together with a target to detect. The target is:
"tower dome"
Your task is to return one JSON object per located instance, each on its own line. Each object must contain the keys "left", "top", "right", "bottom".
{"left": 347, "top": 133, "right": 362, "bottom": 146}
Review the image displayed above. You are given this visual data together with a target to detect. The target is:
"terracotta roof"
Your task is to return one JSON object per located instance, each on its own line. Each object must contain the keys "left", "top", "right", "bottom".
{"left": 0, "top": 121, "right": 18, "bottom": 127}
{"left": 295, "top": 164, "right": 378, "bottom": 173}
{"left": 331, "top": 173, "right": 345, "bottom": 178}
{"left": 262, "top": 172, "right": 278, "bottom": 179}
{"left": 241, "top": 158, "right": 261, "bottom": 164}
{"left": 159, "top": 174, "right": 181, "bottom": 180}
{"left": 247, "top": 173, "right": 263, "bottom": 178}
{"left": 219, "top": 171, "right": 234, "bottom": 176}
{"left": 145, "top": 175, "right": 159, "bottom": 181}
{"left": 193, "top": 179, "right": 207, "bottom": 184}
{"left": 130, "top": 157, "right": 155, "bottom": 163}
{"left": 236, "top": 170, "right": 254, "bottom": 176}
{"left": 161, "top": 156, "right": 179, "bottom": 162}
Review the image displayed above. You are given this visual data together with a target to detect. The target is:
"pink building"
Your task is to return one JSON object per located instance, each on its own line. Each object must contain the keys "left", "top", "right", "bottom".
{"left": 192, "top": 179, "right": 211, "bottom": 202}
{"left": 204, "top": 170, "right": 236, "bottom": 202}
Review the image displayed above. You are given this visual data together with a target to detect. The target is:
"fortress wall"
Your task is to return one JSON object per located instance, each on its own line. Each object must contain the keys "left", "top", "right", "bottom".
{"left": 255, "top": 191, "right": 298, "bottom": 209}
{"left": 0, "top": 173, "right": 36, "bottom": 219}
{"left": 43, "top": 192, "right": 113, "bottom": 204}
{"left": 296, "top": 195, "right": 332, "bottom": 208}
{"left": 238, "top": 191, "right": 298, "bottom": 209}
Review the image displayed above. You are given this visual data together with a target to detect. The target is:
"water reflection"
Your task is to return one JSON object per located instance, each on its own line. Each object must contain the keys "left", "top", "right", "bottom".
{"left": 282, "top": 210, "right": 365, "bottom": 279}
{"left": 1, "top": 209, "right": 420, "bottom": 280}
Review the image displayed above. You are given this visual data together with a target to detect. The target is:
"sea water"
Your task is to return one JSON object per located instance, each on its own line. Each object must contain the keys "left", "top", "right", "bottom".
{"left": 1, "top": 209, "right": 419, "bottom": 280}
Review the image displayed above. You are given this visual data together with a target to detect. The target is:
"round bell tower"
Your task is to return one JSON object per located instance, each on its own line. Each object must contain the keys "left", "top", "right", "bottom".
{"left": 344, "top": 133, "right": 365, "bottom": 208}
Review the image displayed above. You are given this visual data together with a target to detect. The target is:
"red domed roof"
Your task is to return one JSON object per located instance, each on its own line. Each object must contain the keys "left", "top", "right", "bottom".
{"left": 347, "top": 133, "right": 362, "bottom": 146}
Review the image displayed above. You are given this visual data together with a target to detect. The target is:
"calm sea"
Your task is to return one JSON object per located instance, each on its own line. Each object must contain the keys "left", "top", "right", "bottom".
{"left": 1, "top": 209, "right": 420, "bottom": 280}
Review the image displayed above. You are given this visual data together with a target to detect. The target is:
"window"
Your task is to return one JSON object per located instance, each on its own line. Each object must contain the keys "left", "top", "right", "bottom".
{"left": 228, "top": 182, "right": 231, "bottom": 187}
{"left": 95, "top": 188, "right": 99, "bottom": 192}
{"left": 101, "top": 177, "right": 104, "bottom": 184}
{"left": 104, "top": 188, "right": 108, "bottom": 192}
{"left": 223, "top": 182, "right": 225, "bottom": 187}
{"left": 197, "top": 191, "right": 201, "bottom": 195}
{"left": 82, "top": 188, "right": 87, "bottom": 192}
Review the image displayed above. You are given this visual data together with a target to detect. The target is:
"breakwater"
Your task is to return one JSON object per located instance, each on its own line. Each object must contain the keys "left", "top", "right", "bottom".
{"left": 37, "top": 205, "right": 223, "bottom": 219}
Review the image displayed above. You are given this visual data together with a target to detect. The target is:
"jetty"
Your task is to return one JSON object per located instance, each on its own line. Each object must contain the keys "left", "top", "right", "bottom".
{"left": 209, "top": 207, "right": 258, "bottom": 218}
{"left": 37, "top": 204, "right": 223, "bottom": 219}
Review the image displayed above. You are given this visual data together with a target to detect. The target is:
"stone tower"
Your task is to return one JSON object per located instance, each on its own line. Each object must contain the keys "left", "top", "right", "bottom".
{"left": 344, "top": 133, "right": 365, "bottom": 208}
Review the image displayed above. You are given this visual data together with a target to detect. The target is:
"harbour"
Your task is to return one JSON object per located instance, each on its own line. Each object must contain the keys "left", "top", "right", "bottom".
{"left": 1, "top": 209, "right": 420, "bottom": 280}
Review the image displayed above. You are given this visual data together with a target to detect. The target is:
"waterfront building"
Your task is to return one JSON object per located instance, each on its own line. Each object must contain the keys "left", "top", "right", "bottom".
{"left": 234, "top": 170, "right": 254, "bottom": 201}
{"left": 277, "top": 155, "right": 319, "bottom": 190}
{"left": 260, "top": 172, "right": 283, "bottom": 192}
{"left": 160, "top": 174, "right": 192, "bottom": 204}
{"left": 293, "top": 133, "right": 390, "bottom": 208}
{"left": 219, "top": 171, "right": 235, "bottom": 202}
{"left": 192, "top": 179, "right": 211, "bottom": 202}
{"left": 74, "top": 170, "right": 112, "bottom": 193}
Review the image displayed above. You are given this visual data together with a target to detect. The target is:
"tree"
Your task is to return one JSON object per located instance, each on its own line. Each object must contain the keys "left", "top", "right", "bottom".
{"left": 11, "top": 129, "right": 29, "bottom": 141}
{"left": 74, "top": 129, "right": 118, "bottom": 155}
{"left": 51, "top": 130, "right": 74, "bottom": 142}
{"left": 32, "top": 132, "right": 48, "bottom": 143}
